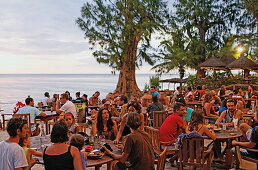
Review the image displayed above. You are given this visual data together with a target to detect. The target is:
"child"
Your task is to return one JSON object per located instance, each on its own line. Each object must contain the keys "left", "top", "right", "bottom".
{"left": 64, "top": 112, "right": 79, "bottom": 135}
{"left": 70, "top": 134, "right": 87, "bottom": 170}
{"left": 19, "top": 136, "right": 43, "bottom": 168}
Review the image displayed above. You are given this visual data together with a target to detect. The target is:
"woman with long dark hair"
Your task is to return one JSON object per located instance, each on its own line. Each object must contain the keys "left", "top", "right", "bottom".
{"left": 186, "top": 111, "right": 216, "bottom": 140}
{"left": 92, "top": 108, "right": 118, "bottom": 140}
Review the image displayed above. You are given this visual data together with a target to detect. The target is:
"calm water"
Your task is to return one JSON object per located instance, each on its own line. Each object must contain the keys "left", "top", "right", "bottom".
{"left": 0, "top": 74, "right": 178, "bottom": 113}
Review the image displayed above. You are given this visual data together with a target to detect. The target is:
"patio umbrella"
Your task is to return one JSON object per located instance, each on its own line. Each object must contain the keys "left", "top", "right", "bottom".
{"left": 159, "top": 78, "right": 188, "bottom": 90}
{"left": 197, "top": 56, "right": 227, "bottom": 70}
{"left": 227, "top": 55, "right": 258, "bottom": 78}
{"left": 227, "top": 55, "right": 258, "bottom": 70}
{"left": 220, "top": 54, "right": 236, "bottom": 65}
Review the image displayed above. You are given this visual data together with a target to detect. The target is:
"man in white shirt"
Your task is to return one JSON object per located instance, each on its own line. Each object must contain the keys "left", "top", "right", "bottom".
{"left": 56, "top": 93, "right": 77, "bottom": 118}
{"left": 0, "top": 118, "right": 29, "bottom": 170}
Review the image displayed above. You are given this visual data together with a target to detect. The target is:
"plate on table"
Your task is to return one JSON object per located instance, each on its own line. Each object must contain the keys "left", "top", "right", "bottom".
{"left": 213, "top": 128, "right": 222, "bottom": 132}
{"left": 87, "top": 152, "right": 104, "bottom": 159}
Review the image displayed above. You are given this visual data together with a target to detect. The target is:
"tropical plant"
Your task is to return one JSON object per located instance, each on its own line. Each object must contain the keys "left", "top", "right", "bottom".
{"left": 76, "top": 0, "right": 168, "bottom": 98}
{"left": 152, "top": 28, "right": 192, "bottom": 79}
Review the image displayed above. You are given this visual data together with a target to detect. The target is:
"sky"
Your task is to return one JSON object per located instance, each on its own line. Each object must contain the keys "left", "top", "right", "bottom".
{"left": 0, "top": 0, "right": 175, "bottom": 74}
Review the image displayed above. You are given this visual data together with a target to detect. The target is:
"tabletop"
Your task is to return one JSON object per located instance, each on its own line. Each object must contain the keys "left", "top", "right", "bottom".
{"left": 214, "top": 129, "right": 242, "bottom": 140}
{"left": 86, "top": 140, "right": 120, "bottom": 168}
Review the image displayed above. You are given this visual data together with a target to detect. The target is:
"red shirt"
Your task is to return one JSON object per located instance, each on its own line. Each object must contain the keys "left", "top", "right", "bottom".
{"left": 159, "top": 113, "right": 184, "bottom": 142}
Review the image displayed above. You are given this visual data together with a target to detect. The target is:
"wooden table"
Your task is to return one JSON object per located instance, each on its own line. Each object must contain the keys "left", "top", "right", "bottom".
{"left": 1, "top": 113, "right": 12, "bottom": 130}
{"left": 207, "top": 129, "right": 242, "bottom": 168}
{"left": 86, "top": 140, "right": 120, "bottom": 170}
{"left": 35, "top": 113, "right": 59, "bottom": 135}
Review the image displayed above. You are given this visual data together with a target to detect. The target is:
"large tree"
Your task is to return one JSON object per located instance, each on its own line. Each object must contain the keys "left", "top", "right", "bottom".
{"left": 171, "top": 0, "right": 257, "bottom": 76}
{"left": 76, "top": 0, "right": 168, "bottom": 98}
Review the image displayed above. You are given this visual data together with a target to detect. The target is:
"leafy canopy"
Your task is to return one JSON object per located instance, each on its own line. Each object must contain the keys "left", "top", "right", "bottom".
{"left": 76, "top": 0, "right": 168, "bottom": 70}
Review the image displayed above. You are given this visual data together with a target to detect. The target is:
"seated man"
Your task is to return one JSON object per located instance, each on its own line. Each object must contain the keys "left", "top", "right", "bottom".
{"left": 215, "top": 99, "right": 242, "bottom": 127}
{"left": 232, "top": 123, "right": 258, "bottom": 159}
{"left": 103, "top": 112, "right": 154, "bottom": 170}
{"left": 17, "top": 97, "right": 46, "bottom": 135}
{"left": 147, "top": 95, "right": 164, "bottom": 119}
{"left": 17, "top": 97, "right": 47, "bottom": 122}
{"left": 88, "top": 91, "right": 101, "bottom": 107}
{"left": 159, "top": 102, "right": 186, "bottom": 142}
{"left": 56, "top": 93, "right": 77, "bottom": 118}
{"left": 0, "top": 118, "right": 29, "bottom": 170}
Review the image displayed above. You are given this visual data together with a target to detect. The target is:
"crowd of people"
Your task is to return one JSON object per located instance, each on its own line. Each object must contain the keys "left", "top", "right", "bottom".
{"left": 0, "top": 84, "right": 258, "bottom": 170}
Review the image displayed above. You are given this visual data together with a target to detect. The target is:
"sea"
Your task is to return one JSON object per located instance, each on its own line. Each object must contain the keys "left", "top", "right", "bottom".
{"left": 0, "top": 74, "right": 180, "bottom": 114}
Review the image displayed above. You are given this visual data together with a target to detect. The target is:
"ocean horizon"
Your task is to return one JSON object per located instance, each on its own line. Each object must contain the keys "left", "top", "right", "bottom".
{"left": 0, "top": 73, "right": 184, "bottom": 113}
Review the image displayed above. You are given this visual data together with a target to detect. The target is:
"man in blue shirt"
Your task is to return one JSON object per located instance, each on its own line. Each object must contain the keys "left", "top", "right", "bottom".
{"left": 150, "top": 86, "right": 159, "bottom": 97}
{"left": 17, "top": 97, "right": 46, "bottom": 124}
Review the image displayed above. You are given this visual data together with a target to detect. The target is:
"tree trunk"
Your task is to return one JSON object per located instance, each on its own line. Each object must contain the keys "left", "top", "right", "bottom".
{"left": 115, "top": 37, "right": 142, "bottom": 99}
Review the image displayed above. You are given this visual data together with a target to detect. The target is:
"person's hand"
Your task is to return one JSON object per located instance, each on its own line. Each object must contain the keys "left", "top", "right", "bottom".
{"left": 102, "top": 146, "right": 112, "bottom": 155}
{"left": 232, "top": 140, "right": 238, "bottom": 146}
{"left": 113, "top": 139, "right": 119, "bottom": 144}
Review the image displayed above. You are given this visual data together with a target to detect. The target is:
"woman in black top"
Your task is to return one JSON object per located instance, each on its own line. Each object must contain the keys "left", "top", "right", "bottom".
{"left": 43, "top": 120, "right": 83, "bottom": 170}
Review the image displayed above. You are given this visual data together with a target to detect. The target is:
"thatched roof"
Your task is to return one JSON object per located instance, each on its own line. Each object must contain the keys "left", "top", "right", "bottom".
{"left": 220, "top": 54, "right": 236, "bottom": 65}
{"left": 160, "top": 78, "right": 188, "bottom": 83}
{"left": 197, "top": 57, "right": 227, "bottom": 70}
{"left": 227, "top": 56, "right": 258, "bottom": 70}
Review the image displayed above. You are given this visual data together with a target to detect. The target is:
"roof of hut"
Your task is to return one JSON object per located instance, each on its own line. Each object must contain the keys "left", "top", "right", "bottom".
{"left": 220, "top": 54, "right": 236, "bottom": 65}
{"left": 227, "top": 55, "right": 258, "bottom": 70}
{"left": 160, "top": 78, "right": 188, "bottom": 83}
{"left": 197, "top": 56, "right": 227, "bottom": 70}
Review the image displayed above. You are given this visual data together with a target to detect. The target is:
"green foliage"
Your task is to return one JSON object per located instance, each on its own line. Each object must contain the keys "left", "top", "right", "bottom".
{"left": 169, "top": 0, "right": 257, "bottom": 67}
{"left": 147, "top": 75, "right": 161, "bottom": 90}
{"left": 186, "top": 71, "right": 258, "bottom": 89}
{"left": 76, "top": 0, "right": 168, "bottom": 70}
{"left": 152, "top": 28, "right": 192, "bottom": 78}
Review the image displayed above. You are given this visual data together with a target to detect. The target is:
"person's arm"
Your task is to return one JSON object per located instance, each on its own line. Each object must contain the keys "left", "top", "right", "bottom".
{"left": 114, "top": 114, "right": 127, "bottom": 144}
{"left": 71, "top": 146, "right": 83, "bottom": 170}
{"left": 91, "top": 117, "right": 97, "bottom": 136}
{"left": 232, "top": 140, "right": 256, "bottom": 148}
{"left": 39, "top": 112, "right": 46, "bottom": 117}
{"left": 112, "top": 120, "right": 118, "bottom": 137}
{"left": 235, "top": 110, "right": 243, "bottom": 120}
{"left": 103, "top": 146, "right": 129, "bottom": 162}
{"left": 139, "top": 113, "right": 145, "bottom": 130}
{"left": 28, "top": 149, "right": 43, "bottom": 157}
{"left": 55, "top": 100, "right": 63, "bottom": 114}
{"left": 203, "top": 126, "right": 216, "bottom": 140}
{"left": 215, "top": 112, "right": 226, "bottom": 125}
{"left": 204, "top": 103, "right": 218, "bottom": 117}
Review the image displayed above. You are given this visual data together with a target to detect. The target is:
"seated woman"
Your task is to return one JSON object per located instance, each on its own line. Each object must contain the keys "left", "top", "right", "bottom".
{"left": 92, "top": 108, "right": 118, "bottom": 140}
{"left": 203, "top": 92, "right": 219, "bottom": 118}
{"left": 114, "top": 101, "right": 144, "bottom": 144}
{"left": 43, "top": 120, "right": 83, "bottom": 170}
{"left": 186, "top": 111, "right": 216, "bottom": 140}
{"left": 232, "top": 89, "right": 246, "bottom": 112}
{"left": 64, "top": 113, "right": 79, "bottom": 135}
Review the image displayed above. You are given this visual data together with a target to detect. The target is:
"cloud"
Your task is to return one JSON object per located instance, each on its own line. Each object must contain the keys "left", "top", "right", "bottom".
{"left": 0, "top": 0, "right": 89, "bottom": 56}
